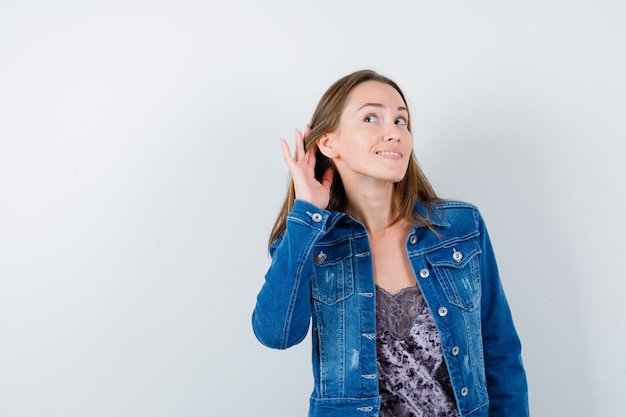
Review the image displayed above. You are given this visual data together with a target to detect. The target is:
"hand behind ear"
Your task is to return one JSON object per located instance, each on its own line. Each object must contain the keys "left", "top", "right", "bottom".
{"left": 281, "top": 129, "right": 333, "bottom": 210}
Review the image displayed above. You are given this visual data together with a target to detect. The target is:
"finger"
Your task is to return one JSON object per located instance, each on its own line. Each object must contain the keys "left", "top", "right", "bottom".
{"left": 302, "top": 126, "right": 313, "bottom": 163}
{"left": 304, "top": 141, "right": 317, "bottom": 165}
{"left": 281, "top": 139, "right": 295, "bottom": 169}
{"left": 321, "top": 167, "right": 334, "bottom": 191}
{"left": 294, "top": 129, "right": 305, "bottom": 162}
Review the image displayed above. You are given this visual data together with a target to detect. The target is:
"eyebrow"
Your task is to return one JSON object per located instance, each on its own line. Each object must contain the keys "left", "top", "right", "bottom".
{"left": 357, "top": 103, "right": 408, "bottom": 112}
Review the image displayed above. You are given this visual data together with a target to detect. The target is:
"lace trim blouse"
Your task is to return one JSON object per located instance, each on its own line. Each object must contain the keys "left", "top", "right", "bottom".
{"left": 375, "top": 284, "right": 459, "bottom": 417}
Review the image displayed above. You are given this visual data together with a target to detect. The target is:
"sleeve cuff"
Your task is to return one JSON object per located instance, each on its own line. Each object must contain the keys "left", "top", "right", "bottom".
{"left": 287, "top": 199, "right": 331, "bottom": 231}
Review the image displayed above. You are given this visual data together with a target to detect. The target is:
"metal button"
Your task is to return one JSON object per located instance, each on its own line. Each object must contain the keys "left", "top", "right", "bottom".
{"left": 461, "top": 387, "right": 469, "bottom": 397}
{"left": 437, "top": 307, "right": 448, "bottom": 317}
{"left": 453, "top": 249, "right": 463, "bottom": 262}
{"left": 311, "top": 213, "right": 322, "bottom": 222}
{"left": 451, "top": 346, "right": 460, "bottom": 356}
{"left": 419, "top": 268, "right": 430, "bottom": 278}
{"left": 316, "top": 251, "right": 327, "bottom": 263}
{"left": 409, "top": 235, "right": 417, "bottom": 244}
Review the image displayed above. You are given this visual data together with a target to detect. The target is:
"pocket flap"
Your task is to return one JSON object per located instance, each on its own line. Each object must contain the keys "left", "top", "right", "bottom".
{"left": 426, "top": 240, "right": 482, "bottom": 269}
{"left": 313, "top": 244, "right": 351, "bottom": 266}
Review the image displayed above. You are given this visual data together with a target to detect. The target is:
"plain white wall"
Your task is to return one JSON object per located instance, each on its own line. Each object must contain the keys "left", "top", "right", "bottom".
{"left": 1, "top": 1, "right": 624, "bottom": 416}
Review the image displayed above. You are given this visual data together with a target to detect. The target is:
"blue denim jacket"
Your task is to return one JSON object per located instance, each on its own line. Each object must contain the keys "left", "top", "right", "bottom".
{"left": 252, "top": 199, "right": 528, "bottom": 417}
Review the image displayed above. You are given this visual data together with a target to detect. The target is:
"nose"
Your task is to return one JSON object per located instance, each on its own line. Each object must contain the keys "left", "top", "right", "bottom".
{"left": 384, "top": 126, "right": 401, "bottom": 142}
{"left": 382, "top": 119, "right": 404, "bottom": 141}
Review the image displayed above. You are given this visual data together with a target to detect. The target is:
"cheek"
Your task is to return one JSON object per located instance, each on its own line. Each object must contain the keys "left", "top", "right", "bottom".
{"left": 336, "top": 131, "right": 367, "bottom": 153}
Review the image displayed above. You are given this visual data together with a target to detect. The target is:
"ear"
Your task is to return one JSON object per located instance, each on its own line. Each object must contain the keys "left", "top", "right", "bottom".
{"left": 317, "top": 133, "right": 339, "bottom": 159}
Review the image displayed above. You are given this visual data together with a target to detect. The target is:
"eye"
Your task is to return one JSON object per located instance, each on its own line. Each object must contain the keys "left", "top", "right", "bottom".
{"left": 364, "top": 114, "right": 378, "bottom": 123}
{"left": 395, "top": 117, "right": 408, "bottom": 126}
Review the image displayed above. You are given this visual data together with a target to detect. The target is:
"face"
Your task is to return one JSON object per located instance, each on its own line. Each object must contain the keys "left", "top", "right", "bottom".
{"left": 320, "top": 81, "right": 413, "bottom": 185}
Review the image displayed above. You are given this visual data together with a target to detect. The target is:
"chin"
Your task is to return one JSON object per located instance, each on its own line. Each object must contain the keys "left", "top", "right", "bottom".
{"left": 388, "top": 170, "right": 410, "bottom": 183}
{"left": 377, "top": 175, "right": 406, "bottom": 185}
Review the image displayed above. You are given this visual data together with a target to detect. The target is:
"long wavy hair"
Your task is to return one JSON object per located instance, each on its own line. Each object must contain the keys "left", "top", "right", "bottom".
{"left": 269, "top": 69, "right": 439, "bottom": 247}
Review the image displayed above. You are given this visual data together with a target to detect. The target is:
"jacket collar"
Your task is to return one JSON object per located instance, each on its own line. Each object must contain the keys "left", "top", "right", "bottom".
{"left": 330, "top": 200, "right": 450, "bottom": 229}
{"left": 413, "top": 200, "right": 450, "bottom": 228}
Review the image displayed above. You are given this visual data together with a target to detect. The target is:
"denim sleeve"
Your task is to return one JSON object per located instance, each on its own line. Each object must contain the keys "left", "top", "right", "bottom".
{"left": 477, "top": 211, "right": 529, "bottom": 416}
{"left": 252, "top": 199, "right": 330, "bottom": 350}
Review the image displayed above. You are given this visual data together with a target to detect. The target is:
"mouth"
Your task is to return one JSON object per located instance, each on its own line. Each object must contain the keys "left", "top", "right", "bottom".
{"left": 376, "top": 151, "right": 403, "bottom": 158}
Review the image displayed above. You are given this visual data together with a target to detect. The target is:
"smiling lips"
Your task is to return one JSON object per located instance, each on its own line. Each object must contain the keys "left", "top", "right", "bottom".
{"left": 376, "top": 150, "right": 403, "bottom": 159}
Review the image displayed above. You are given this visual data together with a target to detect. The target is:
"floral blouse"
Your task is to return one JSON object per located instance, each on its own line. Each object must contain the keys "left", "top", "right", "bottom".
{"left": 376, "top": 285, "right": 460, "bottom": 417}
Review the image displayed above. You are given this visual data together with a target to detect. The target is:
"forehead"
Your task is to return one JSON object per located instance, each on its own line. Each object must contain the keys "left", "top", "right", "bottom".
{"left": 344, "top": 81, "right": 406, "bottom": 110}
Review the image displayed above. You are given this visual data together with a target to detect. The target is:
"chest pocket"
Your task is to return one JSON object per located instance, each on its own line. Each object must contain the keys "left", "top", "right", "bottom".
{"left": 425, "top": 240, "right": 482, "bottom": 311}
{"left": 311, "top": 244, "right": 355, "bottom": 306}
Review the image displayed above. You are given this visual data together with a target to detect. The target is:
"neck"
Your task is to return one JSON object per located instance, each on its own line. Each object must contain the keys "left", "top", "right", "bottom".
{"left": 344, "top": 181, "right": 398, "bottom": 235}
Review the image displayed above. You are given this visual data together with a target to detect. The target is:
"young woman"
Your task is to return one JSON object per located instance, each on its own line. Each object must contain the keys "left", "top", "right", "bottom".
{"left": 252, "top": 70, "right": 528, "bottom": 417}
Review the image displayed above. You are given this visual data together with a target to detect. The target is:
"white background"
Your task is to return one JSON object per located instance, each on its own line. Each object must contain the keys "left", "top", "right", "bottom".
{"left": 1, "top": 1, "right": 625, "bottom": 416}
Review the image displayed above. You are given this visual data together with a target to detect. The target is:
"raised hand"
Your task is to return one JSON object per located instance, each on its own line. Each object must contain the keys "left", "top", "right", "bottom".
{"left": 281, "top": 128, "right": 334, "bottom": 210}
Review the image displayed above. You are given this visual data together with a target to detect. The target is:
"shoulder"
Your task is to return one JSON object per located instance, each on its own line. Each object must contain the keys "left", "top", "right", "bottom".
{"left": 415, "top": 199, "right": 482, "bottom": 228}
{"left": 434, "top": 199, "right": 478, "bottom": 210}
{"left": 437, "top": 200, "right": 482, "bottom": 223}
{"left": 412, "top": 199, "right": 491, "bottom": 250}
